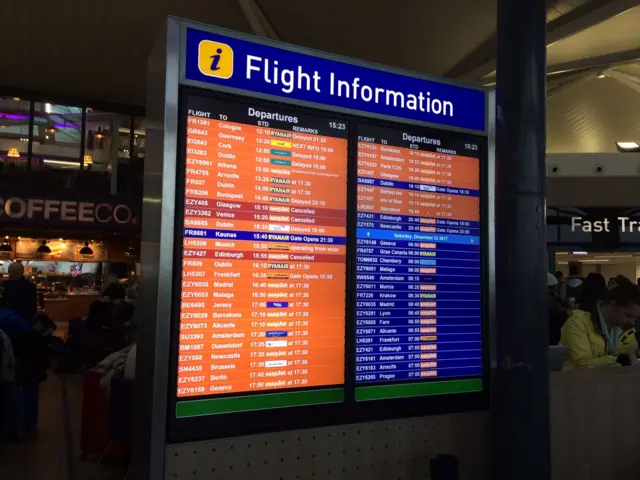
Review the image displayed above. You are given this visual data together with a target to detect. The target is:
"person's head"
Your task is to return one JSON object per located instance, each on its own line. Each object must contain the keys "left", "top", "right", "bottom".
{"left": 637, "top": 277, "right": 640, "bottom": 286}
{"left": 7, "top": 261, "right": 24, "bottom": 281}
{"left": 581, "top": 273, "right": 607, "bottom": 304}
{"left": 555, "top": 271, "right": 565, "bottom": 282}
{"left": 569, "top": 265, "right": 581, "bottom": 277}
{"left": 599, "top": 275, "right": 640, "bottom": 329}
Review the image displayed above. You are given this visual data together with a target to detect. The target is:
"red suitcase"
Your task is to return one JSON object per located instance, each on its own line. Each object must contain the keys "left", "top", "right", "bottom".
{"left": 80, "top": 369, "right": 110, "bottom": 457}
{"left": 80, "top": 369, "right": 124, "bottom": 458}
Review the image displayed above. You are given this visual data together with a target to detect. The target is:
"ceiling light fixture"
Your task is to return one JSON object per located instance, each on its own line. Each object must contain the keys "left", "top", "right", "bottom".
{"left": 37, "top": 240, "right": 51, "bottom": 254}
{"left": 596, "top": 73, "right": 607, "bottom": 79}
{"left": 572, "top": 251, "right": 588, "bottom": 255}
{"left": 616, "top": 141, "right": 640, "bottom": 152}
{"left": 79, "top": 241, "right": 93, "bottom": 255}
{"left": 94, "top": 127, "right": 105, "bottom": 140}
{"left": 0, "top": 238, "right": 12, "bottom": 252}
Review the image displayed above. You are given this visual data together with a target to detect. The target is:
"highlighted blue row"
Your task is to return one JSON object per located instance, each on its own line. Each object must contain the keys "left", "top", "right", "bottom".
{"left": 357, "top": 228, "right": 480, "bottom": 245}
{"left": 184, "top": 229, "right": 346, "bottom": 245}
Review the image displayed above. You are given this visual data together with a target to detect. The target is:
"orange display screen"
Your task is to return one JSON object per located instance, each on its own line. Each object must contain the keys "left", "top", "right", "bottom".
{"left": 177, "top": 95, "right": 348, "bottom": 398}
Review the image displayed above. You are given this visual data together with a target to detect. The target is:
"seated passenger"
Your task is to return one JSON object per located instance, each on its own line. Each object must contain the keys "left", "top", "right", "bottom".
{"left": 561, "top": 275, "right": 640, "bottom": 368}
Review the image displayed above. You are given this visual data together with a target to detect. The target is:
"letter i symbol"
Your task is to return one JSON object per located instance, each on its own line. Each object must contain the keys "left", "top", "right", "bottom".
{"left": 210, "top": 48, "right": 223, "bottom": 71}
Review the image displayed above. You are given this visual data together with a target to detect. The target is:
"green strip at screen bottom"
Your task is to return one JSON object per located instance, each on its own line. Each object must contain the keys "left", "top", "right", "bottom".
{"left": 176, "top": 388, "right": 344, "bottom": 418}
{"left": 355, "top": 379, "right": 483, "bottom": 401}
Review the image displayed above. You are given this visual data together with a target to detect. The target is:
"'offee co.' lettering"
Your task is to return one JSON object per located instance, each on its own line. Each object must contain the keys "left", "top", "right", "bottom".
{"left": 0, "top": 197, "right": 134, "bottom": 224}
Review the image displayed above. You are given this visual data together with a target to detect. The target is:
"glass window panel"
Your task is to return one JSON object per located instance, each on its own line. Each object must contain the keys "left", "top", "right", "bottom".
{"left": 85, "top": 109, "right": 130, "bottom": 173}
{"left": 0, "top": 96, "right": 30, "bottom": 179}
{"left": 31, "top": 101, "right": 82, "bottom": 169}
{"left": 116, "top": 116, "right": 144, "bottom": 196}
{"left": 84, "top": 109, "right": 131, "bottom": 195}
{"left": 30, "top": 102, "right": 83, "bottom": 194}
{"left": 133, "top": 117, "right": 145, "bottom": 159}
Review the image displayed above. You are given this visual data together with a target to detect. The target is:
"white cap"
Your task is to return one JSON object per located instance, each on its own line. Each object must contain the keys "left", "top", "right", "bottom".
{"left": 547, "top": 272, "right": 558, "bottom": 287}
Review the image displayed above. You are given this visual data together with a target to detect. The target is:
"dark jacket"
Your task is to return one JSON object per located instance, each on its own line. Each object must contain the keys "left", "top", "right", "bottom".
{"left": 548, "top": 288, "right": 568, "bottom": 345}
{"left": 2, "top": 277, "right": 37, "bottom": 324}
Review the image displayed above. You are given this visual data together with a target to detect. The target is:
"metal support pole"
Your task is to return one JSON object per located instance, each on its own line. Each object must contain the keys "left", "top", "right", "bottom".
{"left": 495, "top": 1, "right": 550, "bottom": 479}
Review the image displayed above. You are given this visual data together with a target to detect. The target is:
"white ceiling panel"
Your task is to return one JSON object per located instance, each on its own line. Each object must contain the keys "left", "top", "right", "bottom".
{"left": 547, "top": 75, "right": 640, "bottom": 152}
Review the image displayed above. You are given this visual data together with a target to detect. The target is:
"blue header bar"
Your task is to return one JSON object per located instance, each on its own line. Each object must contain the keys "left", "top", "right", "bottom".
{"left": 183, "top": 26, "right": 486, "bottom": 132}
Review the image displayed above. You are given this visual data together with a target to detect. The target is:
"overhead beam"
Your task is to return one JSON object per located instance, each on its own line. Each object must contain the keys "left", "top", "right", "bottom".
{"left": 446, "top": 0, "right": 640, "bottom": 81}
{"left": 546, "top": 47, "right": 640, "bottom": 75}
{"left": 237, "top": 0, "right": 280, "bottom": 40}
{"left": 607, "top": 69, "right": 640, "bottom": 95}
{"left": 546, "top": 69, "right": 600, "bottom": 99}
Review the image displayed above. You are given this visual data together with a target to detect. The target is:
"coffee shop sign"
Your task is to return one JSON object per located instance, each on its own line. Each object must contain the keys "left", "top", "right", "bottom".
{"left": 571, "top": 217, "right": 640, "bottom": 233}
{"left": 0, "top": 197, "right": 136, "bottom": 224}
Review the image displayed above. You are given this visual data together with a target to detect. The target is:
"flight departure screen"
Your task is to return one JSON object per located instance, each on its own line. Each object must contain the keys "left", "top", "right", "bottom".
{"left": 176, "top": 95, "right": 348, "bottom": 409}
{"left": 355, "top": 124, "right": 482, "bottom": 395}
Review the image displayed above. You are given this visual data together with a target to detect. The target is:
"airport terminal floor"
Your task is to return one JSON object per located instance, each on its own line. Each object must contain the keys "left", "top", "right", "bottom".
{"left": 2, "top": 375, "right": 126, "bottom": 480}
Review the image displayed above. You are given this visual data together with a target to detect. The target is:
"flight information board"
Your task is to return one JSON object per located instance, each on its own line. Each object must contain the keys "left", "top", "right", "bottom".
{"left": 354, "top": 123, "right": 482, "bottom": 398}
{"left": 176, "top": 95, "right": 348, "bottom": 411}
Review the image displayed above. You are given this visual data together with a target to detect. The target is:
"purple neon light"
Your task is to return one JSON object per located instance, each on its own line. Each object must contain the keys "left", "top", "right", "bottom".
{"left": 0, "top": 113, "right": 29, "bottom": 120}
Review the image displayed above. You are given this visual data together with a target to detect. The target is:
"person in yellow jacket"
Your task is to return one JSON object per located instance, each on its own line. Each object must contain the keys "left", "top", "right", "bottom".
{"left": 561, "top": 275, "right": 640, "bottom": 368}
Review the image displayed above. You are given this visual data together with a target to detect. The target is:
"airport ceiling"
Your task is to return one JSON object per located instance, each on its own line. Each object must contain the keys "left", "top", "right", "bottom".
{"left": 2, "top": 0, "right": 640, "bottom": 153}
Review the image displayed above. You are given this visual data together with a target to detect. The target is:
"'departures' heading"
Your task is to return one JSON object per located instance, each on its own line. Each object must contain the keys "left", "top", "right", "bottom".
{"left": 184, "top": 27, "right": 486, "bottom": 132}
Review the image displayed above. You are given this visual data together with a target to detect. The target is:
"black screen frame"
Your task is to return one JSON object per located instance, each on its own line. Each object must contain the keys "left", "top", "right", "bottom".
{"left": 166, "top": 86, "right": 490, "bottom": 443}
